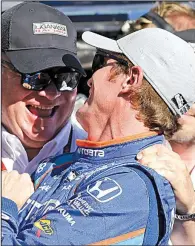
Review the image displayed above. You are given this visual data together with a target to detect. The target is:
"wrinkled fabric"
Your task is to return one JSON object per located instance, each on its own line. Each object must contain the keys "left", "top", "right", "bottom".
{"left": 2, "top": 122, "right": 87, "bottom": 174}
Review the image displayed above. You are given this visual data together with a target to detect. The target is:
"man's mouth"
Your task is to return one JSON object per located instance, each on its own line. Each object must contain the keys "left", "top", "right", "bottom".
{"left": 26, "top": 105, "right": 59, "bottom": 118}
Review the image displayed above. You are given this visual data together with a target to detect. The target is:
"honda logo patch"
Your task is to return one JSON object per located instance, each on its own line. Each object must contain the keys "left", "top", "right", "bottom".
{"left": 33, "top": 22, "right": 68, "bottom": 36}
{"left": 87, "top": 177, "right": 122, "bottom": 203}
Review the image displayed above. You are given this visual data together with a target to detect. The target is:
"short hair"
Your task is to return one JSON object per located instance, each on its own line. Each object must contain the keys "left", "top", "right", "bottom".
{"left": 131, "top": 2, "right": 195, "bottom": 32}
{"left": 109, "top": 54, "right": 179, "bottom": 139}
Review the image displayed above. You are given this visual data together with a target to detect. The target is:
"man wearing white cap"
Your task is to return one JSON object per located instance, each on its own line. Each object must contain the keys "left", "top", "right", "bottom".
{"left": 81, "top": 29, "right": 195, "bottom": 244}
{"left": 129, "top": 5, "right": 195, "bottom": 243}
{"left": 2, "top": 28, "right": 195, "bottom": 245}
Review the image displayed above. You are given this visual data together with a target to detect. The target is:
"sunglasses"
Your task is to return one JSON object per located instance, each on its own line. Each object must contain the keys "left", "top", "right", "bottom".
{"left": 2, "top": 60, "right": 81, "bottom": 92}
{"left": 92, "top": 50, "right": 128, "bottom": 74}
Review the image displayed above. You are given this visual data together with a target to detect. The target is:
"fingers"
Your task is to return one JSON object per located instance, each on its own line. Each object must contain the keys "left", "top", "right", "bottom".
{"left": 21, "top": 173, "right": 35, "bottom": 193}
{"left": 137, "top": 144, "right": 180, "bottom": 161}
{"left": 140, "top": 152, "right": 186, "bottom": 170}
{"left": 2, "top": 170, "right": 20, "bottom": 187}
{"left": 21, "top": 172, "right": 32, "bottom": 181}
{"left": 2, "top": 171, "right": 34, "bottom": 210}
{"left": 138, "top": 154, "right": 157, "bottom": 165}
{"left": 139, "top": 158, "right": 177, "bottom": 183}
{"left": 137, "top": 144, "right": 160, "bottom": 160}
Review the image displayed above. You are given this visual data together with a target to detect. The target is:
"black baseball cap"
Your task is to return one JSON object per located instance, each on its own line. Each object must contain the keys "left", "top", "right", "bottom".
{"left": 2, "top": 1, "right": 86, "bottom": 76}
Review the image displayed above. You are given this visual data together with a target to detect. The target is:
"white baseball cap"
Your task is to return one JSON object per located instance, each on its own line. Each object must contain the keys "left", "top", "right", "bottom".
{"left": 82, "top": 28, "right": 195, "bottom": 116}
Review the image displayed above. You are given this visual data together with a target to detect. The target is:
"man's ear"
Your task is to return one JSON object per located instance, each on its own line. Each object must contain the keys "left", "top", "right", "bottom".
{"left": 121, "top": 66, "right": 143, "bottom": 93}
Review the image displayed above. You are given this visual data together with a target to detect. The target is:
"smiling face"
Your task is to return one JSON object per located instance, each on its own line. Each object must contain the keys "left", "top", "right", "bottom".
{"left": 76, "top": 58, "right": 127, "bottom": 139}
{"left": 2, "top": 66, "right": 77, "bottom": 148}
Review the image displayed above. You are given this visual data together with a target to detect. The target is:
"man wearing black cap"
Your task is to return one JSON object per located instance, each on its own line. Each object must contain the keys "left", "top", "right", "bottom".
{"left": 1, "top": 2, "right": 87, "bottom": 174}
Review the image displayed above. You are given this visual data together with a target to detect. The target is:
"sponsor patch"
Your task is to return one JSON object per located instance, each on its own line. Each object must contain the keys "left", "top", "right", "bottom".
{"left": 2, "top": 213, "right": 10, "bottom": 221}
{"left": 34, "top": 219, "right": 53, "bottom": 235}
{"left": 68, "top": 194, "right": 94, "bottom": 216}
{"left": 56, "top": 207, "right": 76, "bottom": 226}
{"left": 87, "top": 177, "right": 122, "bottom": 203}
{"left": 39, "top": 183, "right": 51, "bottom": 192}
{"left": 42, "top": 199, "right": 61, "bottom": 214}
{"left": 62, "top": 184, "right": 72, "bottom": 191}
{"left": 33, "top": 22, "right": 68, "bottom": 36}
{"left": 78, "top": 147, "right": 104, "bottom": 157}
{"left": 67, "top": 171, "right": 78, "bottom": 181}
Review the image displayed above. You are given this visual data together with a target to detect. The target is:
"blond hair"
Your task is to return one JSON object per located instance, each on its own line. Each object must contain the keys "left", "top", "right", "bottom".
{"left": 131, "top": 2, "right": 195, "bottom": 32}
{"left": 110, "top": 54, "right": 179, "bottom": 139}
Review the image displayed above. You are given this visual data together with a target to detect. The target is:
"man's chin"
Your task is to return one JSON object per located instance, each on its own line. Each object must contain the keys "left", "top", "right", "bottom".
{"left": 23, "top": 128, "right": 60, "bottom": 145}
{"left": 171, "top": 130, "right": 195, "bottom": 144}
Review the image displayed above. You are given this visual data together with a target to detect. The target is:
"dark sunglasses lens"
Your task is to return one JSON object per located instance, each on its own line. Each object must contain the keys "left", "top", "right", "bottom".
{"left": 92, "top": 54, "right": 105, "bottom": 74}
{"left": 54, "top": 72, "right": 80, "bottom": 91}
{"left": 22, "top": 73, "right": 50, "bottom": 91}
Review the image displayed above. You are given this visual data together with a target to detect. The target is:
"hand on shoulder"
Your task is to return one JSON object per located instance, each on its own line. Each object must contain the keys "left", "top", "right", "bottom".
{"left": 137, "top": 144, "right": 195, "bottom": 214}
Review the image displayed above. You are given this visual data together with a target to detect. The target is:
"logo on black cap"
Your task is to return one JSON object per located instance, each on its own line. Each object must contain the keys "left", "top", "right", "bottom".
{"left": 33, "top": 22, "right": 68, "bottom": 37}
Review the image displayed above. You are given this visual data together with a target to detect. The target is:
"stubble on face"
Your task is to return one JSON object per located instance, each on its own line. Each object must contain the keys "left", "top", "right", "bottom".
{"left": 171, "top": 114, "right": 195, "bottom": 144}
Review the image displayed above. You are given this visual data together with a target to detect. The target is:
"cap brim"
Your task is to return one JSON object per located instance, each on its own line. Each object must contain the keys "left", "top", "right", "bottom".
{"left": 82, "top": 31, "right": 122, "bottom": 53}
{"left": 6, "top": 49, "right": 86, "bottom": 76}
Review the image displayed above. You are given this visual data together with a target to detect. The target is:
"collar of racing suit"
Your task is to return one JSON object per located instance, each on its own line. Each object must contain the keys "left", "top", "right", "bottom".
{"left": 75, "top": 132, "right": 165, "bottom": 163}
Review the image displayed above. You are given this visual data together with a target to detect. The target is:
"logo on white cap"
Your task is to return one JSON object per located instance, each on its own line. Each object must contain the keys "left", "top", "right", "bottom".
{"left": 171, "top": 93, "right": 190, "bottom": 114}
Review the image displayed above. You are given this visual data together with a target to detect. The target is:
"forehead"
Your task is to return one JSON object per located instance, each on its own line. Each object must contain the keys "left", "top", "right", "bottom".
{"left": 168, "top": 14, "right": 195, "bottom": 30}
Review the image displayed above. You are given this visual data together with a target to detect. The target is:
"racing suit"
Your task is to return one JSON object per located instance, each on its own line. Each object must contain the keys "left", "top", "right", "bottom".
{"left": 2, "top": 133, "right": 175, "bottom": 245}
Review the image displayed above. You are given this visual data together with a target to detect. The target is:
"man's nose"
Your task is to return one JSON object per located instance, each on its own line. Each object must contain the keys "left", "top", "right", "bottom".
{"left": 37, "top": 82, "right": 61, "bottom": 100}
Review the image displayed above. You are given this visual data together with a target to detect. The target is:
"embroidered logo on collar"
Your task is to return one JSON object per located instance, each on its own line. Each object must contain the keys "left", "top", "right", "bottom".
{"left": 33, "top": 22, "right": 68, "bottom": 36}
{"left": 34, "top": 219, "right": 53, "bottom": 235}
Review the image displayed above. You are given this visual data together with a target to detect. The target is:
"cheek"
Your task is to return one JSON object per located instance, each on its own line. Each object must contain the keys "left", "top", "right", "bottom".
{"left": 2, "top": 74, "right": 32, "bottom": 106}
{"left": 93, "top": 84, "right": 118, "bottom": 111}
{"left": 66, "top": 89, "right": 77, "bottom": 103}
{"left": 60, "top": 90, "right": 77, "bottom": 109}
{"left": 2, "top": 91, "right": 31, "bottom": 119}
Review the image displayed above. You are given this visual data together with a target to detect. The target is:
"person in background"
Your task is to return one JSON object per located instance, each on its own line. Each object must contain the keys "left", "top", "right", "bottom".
{"left": 131, "top": 2, "right": 195, "bottom": 32}
{"left": 2, "top": 28, "right": 195, "bottom": 245}
{"left": 129, "top": 2, "right": 195, "bottom": 244}
{"left": 1, "top": 2, "right": 87, "bottom": 175}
